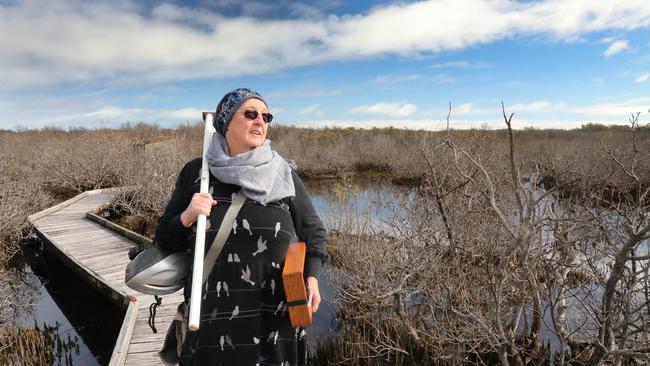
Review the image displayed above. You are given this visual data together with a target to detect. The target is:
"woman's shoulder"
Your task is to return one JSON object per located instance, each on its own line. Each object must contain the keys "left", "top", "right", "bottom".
{"left": 176, "top": 157, "right": 202, "bottom": 178}
{"left": 184, "top": 157, "right": 203, "bottom": 170}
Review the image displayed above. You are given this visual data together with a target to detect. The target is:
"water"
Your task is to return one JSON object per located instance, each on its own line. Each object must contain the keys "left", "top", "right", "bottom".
{"left": 5, "top": 241, "right": 124, "bottom": 365}
{"left": 306, "top": 177, "right": 416, "bottom": 235}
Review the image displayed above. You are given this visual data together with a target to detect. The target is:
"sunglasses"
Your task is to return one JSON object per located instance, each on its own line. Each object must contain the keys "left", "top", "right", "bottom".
{"left": 237, "top": 110, "right": 273, "bottom": 123}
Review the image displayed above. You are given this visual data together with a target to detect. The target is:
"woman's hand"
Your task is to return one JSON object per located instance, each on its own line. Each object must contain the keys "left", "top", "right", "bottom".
{"left": 180, "top": 192, "right": 217, "bottom": 228}
{"left": 306, "top": 276, "right": 321, "bottom": 313}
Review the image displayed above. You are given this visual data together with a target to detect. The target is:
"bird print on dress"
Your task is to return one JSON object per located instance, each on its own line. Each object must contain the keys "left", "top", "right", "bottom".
{"left": 242, "top": 219, "right": 253, "bottom": 235}
{"left": 274, "top": 222, "right": 281, "bottom": 237}
{"left": 241, "top": 265, "right": 255, "bottom": 286}
{"left": 267, "top": 330, "right": 279, "bottom": 344}
{"left": 252, "top": 236, "right": 267, "bottom": 256}
{"left": 223, "top": 281, "right": 229, "bottom": 296}
{"left": 229, "top": 305, "right": 239, "bottom": 320}
{"left": 253, "top": 337, "right": 260, "bottom": 344}
{"left": 202, "top": 281, "right": 209, "bottom": 300}
{"left": 210, "top": 308, "right": 218, "bottom": 324}
{"left": 220, "top": 335, "right": 235, "bottom": 351}
{"left": 209, "top": 186, "right": 214, "bottom": 195}
{"left": 271, "top": 261, "right": 280, "bottom": 269}
{"left": 228, "top": 253, "right": 233, "bottom": 262}
{"left": 232, "top": 220, "right": 237, "bottom": 234}
{"left": 233, "top": 253, "right": 240, "bottom": 262}
{"left": 216, "top": 281, "right": 221, "bottom": 297}
{"left": 274, "top": 301, "right": 284, "bottom": 315}
{"left": 270, "top": 279, "right": 276, "bottom": 295}
{"left": 299, "top": 328, "right": 307, "bottom": 340}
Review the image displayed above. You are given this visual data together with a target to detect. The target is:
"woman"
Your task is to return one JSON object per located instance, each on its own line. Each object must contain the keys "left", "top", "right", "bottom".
{"left": 155, "top": 88, "right": 328, "bottom": 365}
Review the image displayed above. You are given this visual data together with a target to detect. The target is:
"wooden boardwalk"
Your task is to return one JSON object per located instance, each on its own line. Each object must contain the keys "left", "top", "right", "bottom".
{"left": 28, "top": 188, "right": 183, "bottom": 366}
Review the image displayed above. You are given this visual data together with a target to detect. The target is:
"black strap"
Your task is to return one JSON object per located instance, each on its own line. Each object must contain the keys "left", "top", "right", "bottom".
{"left": 286, "top": 299, "right": 308, "bottom": 307}
{"left": 148, "top": 295, "right": 162, "bottom": 333}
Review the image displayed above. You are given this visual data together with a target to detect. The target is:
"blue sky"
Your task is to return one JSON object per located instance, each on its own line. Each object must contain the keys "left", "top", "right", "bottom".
{"left": 1, "top": 0, "right": 649, "bottom": 130}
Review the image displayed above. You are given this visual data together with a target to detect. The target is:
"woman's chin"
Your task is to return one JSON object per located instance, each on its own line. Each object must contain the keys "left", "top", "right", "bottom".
{"left": 248, "top": 139, "right": 263, "bottom": 149}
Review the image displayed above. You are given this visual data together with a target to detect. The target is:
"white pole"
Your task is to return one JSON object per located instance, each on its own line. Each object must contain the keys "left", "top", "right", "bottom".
{"left": 188, "top": 112, "right": 215, "bottom": 331}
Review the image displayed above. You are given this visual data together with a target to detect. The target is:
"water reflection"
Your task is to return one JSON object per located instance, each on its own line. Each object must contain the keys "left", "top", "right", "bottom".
{"left": 305, "top": 177, "right": 416, "bottom": 235}
{"left": 3, "top": 241, "right": 123, "bottom": 365}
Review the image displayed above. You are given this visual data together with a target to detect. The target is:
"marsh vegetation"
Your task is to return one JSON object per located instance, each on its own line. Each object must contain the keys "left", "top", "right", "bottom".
{"left": 1, "top": 110, "right": 649, "bottom": 365}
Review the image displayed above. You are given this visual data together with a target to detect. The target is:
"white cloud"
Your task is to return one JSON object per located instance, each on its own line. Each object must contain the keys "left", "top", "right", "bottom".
{"left": 509, "top": 101, "right": 553, "bottom": 113}
{"left": 507, "top": 81, "right": 526, "bottom": 87}
{"left": 430, "top": 60, "right": 490, "bottom": 69}
{"left": 373, "top": 73, "right": 423, "bottom": 84}
{"left": 453, "top": 103, "right": 497, "bottom": 116}
{"left": 2, "top": 0, "right": 650, "bottom": 90}
{"left": 350, "top": 102, "right": 419, "bottom": 117}
{"left": 635, "top": 73, "right": 650, "bottom": 82}
{"left": 267, "top": 88, "right": 346, "bottom": 98}
{"left": 298, "top": 104, "right": 326, "bottom": 117}
{"left": 0, "top": 92, "right": 203, "bottom": 129}
{"left": 600, "top": 36, "right": 619, "bottom": 44}
{"left": 429, "top": 74, "right": 460, "bottom": 84}
{"left": 570, "top": 97, "right": 650, "bottom": 117}
{"left": 603, "top": 40, "right": 629, "bottom": 57}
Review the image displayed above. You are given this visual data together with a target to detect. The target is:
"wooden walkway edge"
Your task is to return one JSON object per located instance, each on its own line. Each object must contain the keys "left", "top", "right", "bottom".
{"left": 28, "top": 188, "right": 184, "bottom": 366}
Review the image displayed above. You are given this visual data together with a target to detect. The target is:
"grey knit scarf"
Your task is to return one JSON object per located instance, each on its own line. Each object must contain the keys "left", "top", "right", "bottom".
{"left": 205, "top": 133, "right": 295, "bottom": 205}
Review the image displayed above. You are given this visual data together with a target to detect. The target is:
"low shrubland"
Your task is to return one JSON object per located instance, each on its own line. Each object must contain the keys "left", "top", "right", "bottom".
{"left": 313, "top": 112, "right": 650, "bottom": 365}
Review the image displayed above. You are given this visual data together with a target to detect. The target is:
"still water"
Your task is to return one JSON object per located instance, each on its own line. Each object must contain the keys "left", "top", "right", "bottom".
{"left": 7, "top": 241, "right": 124, "bottom": 365}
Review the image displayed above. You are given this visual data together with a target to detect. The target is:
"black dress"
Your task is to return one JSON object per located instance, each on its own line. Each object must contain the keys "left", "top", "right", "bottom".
{"left": 155, "top": 158, "right": 328, "bottom": 366}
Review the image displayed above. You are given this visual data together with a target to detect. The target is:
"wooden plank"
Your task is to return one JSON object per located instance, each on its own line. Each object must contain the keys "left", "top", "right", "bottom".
{"left": 75, "top": 248, "right": 131, "bottom": 263}
{"left": 63, "top": 240, "right": 130, "bottom": 253}
{"left": 54, "top": 235, "right": 126, "bottom": 247}
{"left": 38, "top": 223, "right": 101, "bottom": 232}
{"left": 60, "top": 235, "right": 138, "bottom": 249}
{"left": 47, "top": 229, "right": 114, "bottom": 240}
{"left": 126, "top": 339, "right": 168, "bottom": 354}
{"left": 69, "top": 240, "right": 132, "bottom": 253}
{"left": 87, "top": 212, "right": 153, "bottom": 246}
{"left": 109, "top": 297, "right": 139, "bottom": 366}
{"left": 27, "top": 191, "right": 90, "bottom": 222}
{"left": 125, "top": 351, "right": 166, "bottom": 365}
{"left": 71, "top": 245, "right": 131, "bottom": 259}
{"left": 35, "top": 221, "right": 100, "bottom": 229}
{"left": 28, "top": 189, "right": 118, "bottom": 223}
{"left": 59, "top": 234, "right": 130, "bottom": 247}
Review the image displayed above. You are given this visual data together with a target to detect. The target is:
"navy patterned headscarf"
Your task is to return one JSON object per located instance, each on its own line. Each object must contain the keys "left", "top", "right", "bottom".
{"left": 214, "top": 88, "right": 268, "bottom": 137}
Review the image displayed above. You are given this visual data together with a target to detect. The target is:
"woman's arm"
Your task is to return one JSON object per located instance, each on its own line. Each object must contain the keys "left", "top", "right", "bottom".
{"left": 288, "top": 170, "right": 329, "bottom": 280}
{"left": 154, "top": 159, "right": 201, "bottom": 251}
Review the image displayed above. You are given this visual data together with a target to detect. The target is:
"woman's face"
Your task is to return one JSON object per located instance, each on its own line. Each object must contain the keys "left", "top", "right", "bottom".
{"left": 225, "top": 98, "right": 269, "bottom": 156}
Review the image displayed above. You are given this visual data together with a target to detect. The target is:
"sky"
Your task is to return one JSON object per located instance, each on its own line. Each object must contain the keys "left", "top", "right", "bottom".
{"left": 1, "top": 0, "right": 650, "bottom": 131}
